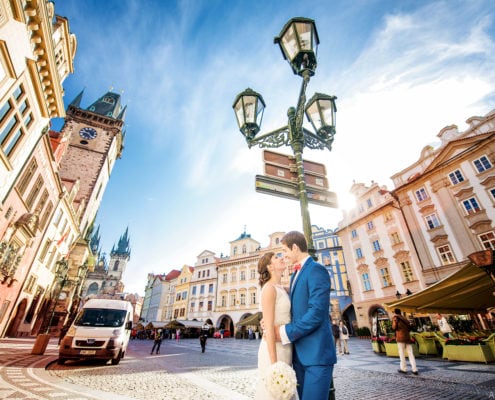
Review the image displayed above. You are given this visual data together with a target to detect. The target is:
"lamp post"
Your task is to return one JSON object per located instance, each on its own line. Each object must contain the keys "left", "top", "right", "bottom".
{"left": 45, "top": 259, "right": 70, "bottom": 334}
{"left": 233, "top": 17, "right": 337, "bottom": 258}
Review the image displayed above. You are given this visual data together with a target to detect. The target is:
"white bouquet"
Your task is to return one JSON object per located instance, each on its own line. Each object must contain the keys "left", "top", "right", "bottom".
{"left": 264, "top": 361, "right": 297, "bottom": 400}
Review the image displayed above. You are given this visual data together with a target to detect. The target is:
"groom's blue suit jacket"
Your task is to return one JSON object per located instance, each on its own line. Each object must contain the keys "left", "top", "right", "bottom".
{"left": 286, "top": 257, "right": 337, "bottom": 366}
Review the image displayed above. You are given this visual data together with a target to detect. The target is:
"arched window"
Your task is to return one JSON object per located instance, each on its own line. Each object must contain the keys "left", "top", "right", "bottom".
{"left": 87, "top": 282, "right": 99, "bottom": 295}
{"left": 242, "top": 245, "right": 247, "bottom": 254}
{"left": 113, "top": 260, "right": 119, "bottom": 271}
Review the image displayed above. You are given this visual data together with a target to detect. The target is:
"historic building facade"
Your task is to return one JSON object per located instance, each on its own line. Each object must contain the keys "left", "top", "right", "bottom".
{"left": 312, "top": 225, "right": 353, "bottom": 329}
{"left": 337, "top": 182, "right": 427, "bottom": 334}
{"left": 0, "top": 0, "right": 77, "bottom": 337}
{"left": 188, "top": 250, "right": 218, "bottom": 326}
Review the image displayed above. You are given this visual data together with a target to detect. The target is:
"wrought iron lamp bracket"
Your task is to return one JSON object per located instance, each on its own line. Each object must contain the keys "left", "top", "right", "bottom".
{"left": 247, "top": 125, "right": 290, "bottom": 149}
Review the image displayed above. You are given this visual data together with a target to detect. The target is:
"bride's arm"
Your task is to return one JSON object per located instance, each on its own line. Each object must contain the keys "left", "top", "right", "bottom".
{"left": 261, "top": 285, "right": 278, "bottom": 364}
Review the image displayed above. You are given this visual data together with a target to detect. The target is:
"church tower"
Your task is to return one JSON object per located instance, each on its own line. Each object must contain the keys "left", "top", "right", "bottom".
{"left": 59, "top": 90, "right": 127, "bottom": 235}
{"left": 82, "top": 227, "right": 131, "bottom": 299}
{"left": 108, "top": 227, "right": 131, "bottom": 282}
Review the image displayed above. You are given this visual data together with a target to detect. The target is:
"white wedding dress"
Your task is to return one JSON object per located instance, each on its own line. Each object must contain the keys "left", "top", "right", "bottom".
{"left": 255, "top": 284, "right": 296, "bottom": 400}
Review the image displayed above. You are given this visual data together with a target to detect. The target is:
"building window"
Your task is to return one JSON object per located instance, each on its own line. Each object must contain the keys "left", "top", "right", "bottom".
{"left": 251, "top": 292, "right": 256, "bottom": 304}
{"left": 462, "top": 197, "right": 481, "bottom": 214}
{"left": 192, "top": 286, "right": 196, "bottom": 295}
{"left": 242, "top": 244, "right": 247, "bottom": 254}
{"left": 240, "top": 271, "right": 246, "bottom": 281}
{"left": 367, "top": 221, "right": 374, "bottom": 230}
{"left": 39, "top": 240, "right": 51, "bottom": 262}
{"left": 425, "top": 214, "right": 441, "bottom": 229}
{"left": 400, "top": 261, "right": 414, "bottom": 282}
{"left": 379, "top": 267, "right": 392, "bottom": 287}
{"left": 390, "top": 232, "right": 401, "bottom": 245}
{"left": 372, "top": 240, "right": 381, "bottom": 252}
{"left": 479, "top": 231, "right": 495, "bottom": 250}
{"left": 39, "top": 201, "right": 53, "bottom": 230}
{"left": 415, "top": 187, "right": 429, "bottom": 202}
{"left": 240, "top": 293, "right": 246, "bottom": 305}
{"left": 209, "top": 283, "right": 214, "bottom": 293}
{"left": 366, "top": 198, "right": 373, "bottom": 208}
{"left": 437, "top": 245, "right": 455, "bottom": 265}
{"left": 190, "top": 302, "right": 195, "bottom": 312}
{"left": 24, "top": 275, "right": 37, "bottom": 293}
{"left": 182, "top": 291, "right": 187, "bottom": 300}
{"left": 17, "top": 159, "right": 37, "bottom": 195}
{"left": 362, "top": 273, "right": 372, "bottom": 291}
{"left": 179, "top": 308, "right": 185, "bottom": 317}
{"left": 489, "top": 188, "right": 495, "bottom": 201}
{"left": 231, "top": 272, "right": 236, "bottom": 282}
{"left": 25, "top": 175, "right": 43, "bottom": 209}
{"left": 221, "top": 295, "right": 226, "bottom": 307}
{"left": 250, "top": 269, "right": 256, "bottom": 280}
{"left": 448, "top": 170, "right": 464, "bottom": 185}
{"left": 355, "top": 248, "right": 363, "bottom": 259}
{"left": 200, "top": 285, "right": 205, "bottom": 294}
{"left": 207, "top": 301, "right": 212, "bottom": 311}
{"left": 473, "top": 155, "right": 492, "bottom": 173}
{"left": 199, "top": 301, "right": 204, "bottom": 310}
{"left": 351, "top": 229, "right": 357, "bottom": 238}
{"left": 230, "top": 294, "right": 236, "bottom": 306}
{"left": 384, "top": 211, "right": 394, "bottom": 222}
{"left": 222, "top": 273, "right": 227, "bottom": 284}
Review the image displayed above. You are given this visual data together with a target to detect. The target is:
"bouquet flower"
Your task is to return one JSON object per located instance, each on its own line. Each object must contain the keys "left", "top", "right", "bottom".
{"left": 264, "top": 361, "right": 297, "bottom": 400}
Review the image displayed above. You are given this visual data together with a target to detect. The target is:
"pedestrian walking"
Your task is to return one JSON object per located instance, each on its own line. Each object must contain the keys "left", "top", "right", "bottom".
{"left": 220, "top": 328, "right": 224, "bottom": 340}
{"left": 176, "top": 328, "right": 181, "bottom": 343}
{"left": 339, "top": 320, "right": 350, "bottom": 355}
{"left": 150, "top": 329, "right": 163, "bottom": 355}
{"left": 392, "top": 308, "right": 418, "bottom": 375}
{"left": 199, "top": 333, "right": 208, "bottom": 353}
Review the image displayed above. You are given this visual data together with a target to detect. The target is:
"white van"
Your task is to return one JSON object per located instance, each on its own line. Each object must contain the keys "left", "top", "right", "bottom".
{"left": 58, "top": 298, "right": 133, "bottom": 365}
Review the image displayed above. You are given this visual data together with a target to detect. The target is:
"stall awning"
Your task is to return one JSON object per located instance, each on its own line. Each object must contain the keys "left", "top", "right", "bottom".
{"left": 165, "top": 319, "right": 205, "bottom": 328}
{"left": 238, "top": 312, "right": 262, "bottom": 326}
{"left": 386, "top": 263, "right": 495, "bottom": 314}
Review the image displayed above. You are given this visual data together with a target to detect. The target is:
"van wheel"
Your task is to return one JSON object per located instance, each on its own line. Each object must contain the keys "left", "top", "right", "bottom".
{"left": 111, "top": 350, "right": 122, "bottom": 365}
{"left": 57, "top": 358, "right": 66, "bottom": 365}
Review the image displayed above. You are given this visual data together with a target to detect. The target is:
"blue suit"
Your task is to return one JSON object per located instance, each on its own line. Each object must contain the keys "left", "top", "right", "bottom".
{"left": 286, "top": 257, "right": 336, "bottom": 399}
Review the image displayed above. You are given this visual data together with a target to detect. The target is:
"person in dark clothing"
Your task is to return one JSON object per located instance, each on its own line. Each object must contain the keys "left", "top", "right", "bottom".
{"left": 151, "top": 329, "right": 163, "bottom": 355}
{"left": 200, "top": 333, "right": 208, "bottom": 353}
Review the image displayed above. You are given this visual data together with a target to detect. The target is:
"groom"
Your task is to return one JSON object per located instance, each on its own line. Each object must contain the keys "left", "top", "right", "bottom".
{"left": 276, "top": 230, "right": 336, "bottom": 400}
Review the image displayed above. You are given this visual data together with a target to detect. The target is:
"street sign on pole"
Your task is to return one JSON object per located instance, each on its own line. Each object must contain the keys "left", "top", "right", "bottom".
{"left": 255, "top": 175, "right": 338, "bottom": 208}
{"left": 263, "top": 150, "right": 329, "bottom": 189}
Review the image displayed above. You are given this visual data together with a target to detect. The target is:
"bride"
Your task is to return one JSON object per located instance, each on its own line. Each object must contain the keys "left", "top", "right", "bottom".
{"left": 255, "top": 252, "right": 296, "bottom": 400}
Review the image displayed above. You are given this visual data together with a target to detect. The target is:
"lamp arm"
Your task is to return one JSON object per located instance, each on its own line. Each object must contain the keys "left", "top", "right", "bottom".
{"left": 303, "top": 128, "right": 334, "bottom": 151}
{"left": 248, "top": 125, "right": 290, "bottom": 149}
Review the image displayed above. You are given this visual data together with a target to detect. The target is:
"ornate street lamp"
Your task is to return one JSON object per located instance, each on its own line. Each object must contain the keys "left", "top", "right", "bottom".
{"left": 233, "top": 17, "right": 337, "bottom": 257}
{"left": 274, "top": 17, "right": 320, "bottom": 76}
{"left": 233, "top": 88, "right": 265, "bottom": 142}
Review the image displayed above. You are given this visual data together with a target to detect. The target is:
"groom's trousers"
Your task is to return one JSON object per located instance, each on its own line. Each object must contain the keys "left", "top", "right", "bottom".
{"left": 293, "top": 350, "right": 333, "bottom": 400}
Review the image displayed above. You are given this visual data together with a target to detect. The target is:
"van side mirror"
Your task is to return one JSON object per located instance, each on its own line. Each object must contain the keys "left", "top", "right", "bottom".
{"left": 125, "top": 321, "right": 132, "bottom": 330}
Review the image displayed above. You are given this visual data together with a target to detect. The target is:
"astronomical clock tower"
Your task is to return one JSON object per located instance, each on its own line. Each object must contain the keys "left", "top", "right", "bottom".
{"left": 58, "top": 90, "right": 126, "bottom": 235}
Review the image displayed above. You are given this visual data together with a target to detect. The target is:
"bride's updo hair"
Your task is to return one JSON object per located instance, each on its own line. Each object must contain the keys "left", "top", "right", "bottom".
{"left": 258, "top": 252, "right": 274, "bottom": 288}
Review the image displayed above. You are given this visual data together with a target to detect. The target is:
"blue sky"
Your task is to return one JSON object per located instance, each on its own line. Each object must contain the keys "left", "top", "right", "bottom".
{"left": 53, "top": 0, "right": 495, "bottom": 295}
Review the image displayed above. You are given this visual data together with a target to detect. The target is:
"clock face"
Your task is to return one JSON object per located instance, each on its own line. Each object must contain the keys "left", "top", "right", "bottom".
{"left": 79, "top": 127, "right": 97, "bottom": 140}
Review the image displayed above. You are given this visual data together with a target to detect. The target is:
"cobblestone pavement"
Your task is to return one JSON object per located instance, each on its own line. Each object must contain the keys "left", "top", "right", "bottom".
{"left": 0, "top": 336, "right": 494, "bottom": 399}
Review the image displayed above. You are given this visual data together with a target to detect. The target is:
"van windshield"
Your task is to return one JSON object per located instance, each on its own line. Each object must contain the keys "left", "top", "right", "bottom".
{"left": 74, "top": 308, "right": 126, "bottom": 327}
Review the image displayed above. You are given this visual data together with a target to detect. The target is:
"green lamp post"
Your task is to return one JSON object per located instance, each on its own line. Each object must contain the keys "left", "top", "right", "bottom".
{"left": 233, "top": 17, "right": 337, "bottom": 258}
